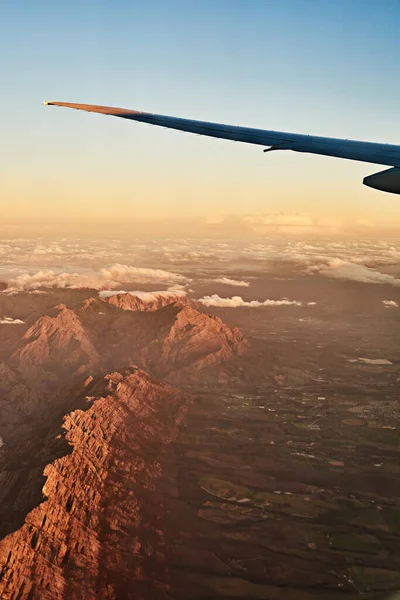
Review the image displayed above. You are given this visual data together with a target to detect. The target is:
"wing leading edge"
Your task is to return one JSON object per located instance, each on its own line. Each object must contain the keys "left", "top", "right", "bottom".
{"left": 44, "top": 101, "right": 400, "bottom": 193}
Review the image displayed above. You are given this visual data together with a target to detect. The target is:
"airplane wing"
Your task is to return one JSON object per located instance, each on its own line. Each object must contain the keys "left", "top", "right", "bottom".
{"left": 44, "top": 101, "right": 400, "bottom": 194}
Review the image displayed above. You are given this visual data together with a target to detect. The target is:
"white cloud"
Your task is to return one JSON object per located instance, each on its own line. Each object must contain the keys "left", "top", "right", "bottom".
{"left": 198, "top": 294, "right": 302, "bottom": 308}
{"left": 358, "top": 357, "right": 393, "bottom": 365}
{"left": 214, "top": 277, "right": 250, "bottom": 287}
{"left": 382, "top": 300, "right": 399, "bottom": 308}
{"left": 7, "top": 264, "right": 189, "bottom": 291}
{"left": 167, "top": 283, "right": 188, "bottom": 291}
{"left": 0, "top": 317, "right": 25, "bottom": 324}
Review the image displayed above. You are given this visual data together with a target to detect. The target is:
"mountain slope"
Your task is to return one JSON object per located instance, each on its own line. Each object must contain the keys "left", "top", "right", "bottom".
{"left": 12, "top": 304, "right": 99, "bottom": 378}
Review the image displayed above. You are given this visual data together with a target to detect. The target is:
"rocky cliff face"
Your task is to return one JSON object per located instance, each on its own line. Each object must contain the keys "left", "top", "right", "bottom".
{"left": 0, "top": 368, "right": 187, "bottom": 600}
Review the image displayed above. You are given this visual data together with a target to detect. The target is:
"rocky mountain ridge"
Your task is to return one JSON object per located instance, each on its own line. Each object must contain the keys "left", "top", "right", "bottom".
{"left": 0, "top": 368, "right": 187, "bottom": 600}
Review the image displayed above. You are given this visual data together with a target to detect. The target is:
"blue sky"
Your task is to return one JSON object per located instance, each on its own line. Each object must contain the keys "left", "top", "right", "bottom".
{"left": 2, "top": 0, "right": 400, "bottom": 231}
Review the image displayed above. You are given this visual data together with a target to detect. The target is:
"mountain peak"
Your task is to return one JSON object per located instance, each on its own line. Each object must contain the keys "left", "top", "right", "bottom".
{"left": 13, "top": 303, "right": 99, "bottom": 376}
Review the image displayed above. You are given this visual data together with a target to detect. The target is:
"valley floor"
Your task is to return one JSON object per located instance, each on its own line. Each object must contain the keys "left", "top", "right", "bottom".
{"left": 164, "top": 384, "right": 400, "bottom": 599}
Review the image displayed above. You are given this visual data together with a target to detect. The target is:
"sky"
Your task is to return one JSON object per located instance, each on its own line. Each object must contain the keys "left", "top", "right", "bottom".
{"left": 2, "top": 0, "right": 400, "bottom": 236}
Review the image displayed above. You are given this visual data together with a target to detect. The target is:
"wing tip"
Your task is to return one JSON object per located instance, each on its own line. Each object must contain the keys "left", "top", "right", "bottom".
{"left": 40, "top": 101, "right": 144, "bottom": 117}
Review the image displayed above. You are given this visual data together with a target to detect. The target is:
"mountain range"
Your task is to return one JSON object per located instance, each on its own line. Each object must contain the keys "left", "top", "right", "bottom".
{"left": 0, "top": 290, "right": 249, "bottom": 600}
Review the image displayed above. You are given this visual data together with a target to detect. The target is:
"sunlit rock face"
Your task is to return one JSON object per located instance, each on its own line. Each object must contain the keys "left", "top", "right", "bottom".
{"left": 0, "top": 368, "right": 188, "bottom": 600}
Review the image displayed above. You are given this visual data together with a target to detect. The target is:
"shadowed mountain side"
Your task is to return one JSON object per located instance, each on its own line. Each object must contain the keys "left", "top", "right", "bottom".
{"left": 0, "top": 377, "right": 92, "bottom": 541}
{"left": 0, "top": 361, "right": 56, "bottom": 443}
{"left": 78, "top": 297, "right": 183, "bottom": 373}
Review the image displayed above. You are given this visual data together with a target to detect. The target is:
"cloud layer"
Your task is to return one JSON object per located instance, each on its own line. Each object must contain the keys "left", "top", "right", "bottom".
{"left": 1, "top": 237, "right": 400, "bottom": 295}
{"left": 7, "top": 264, "right": 189, "bottom": 292}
